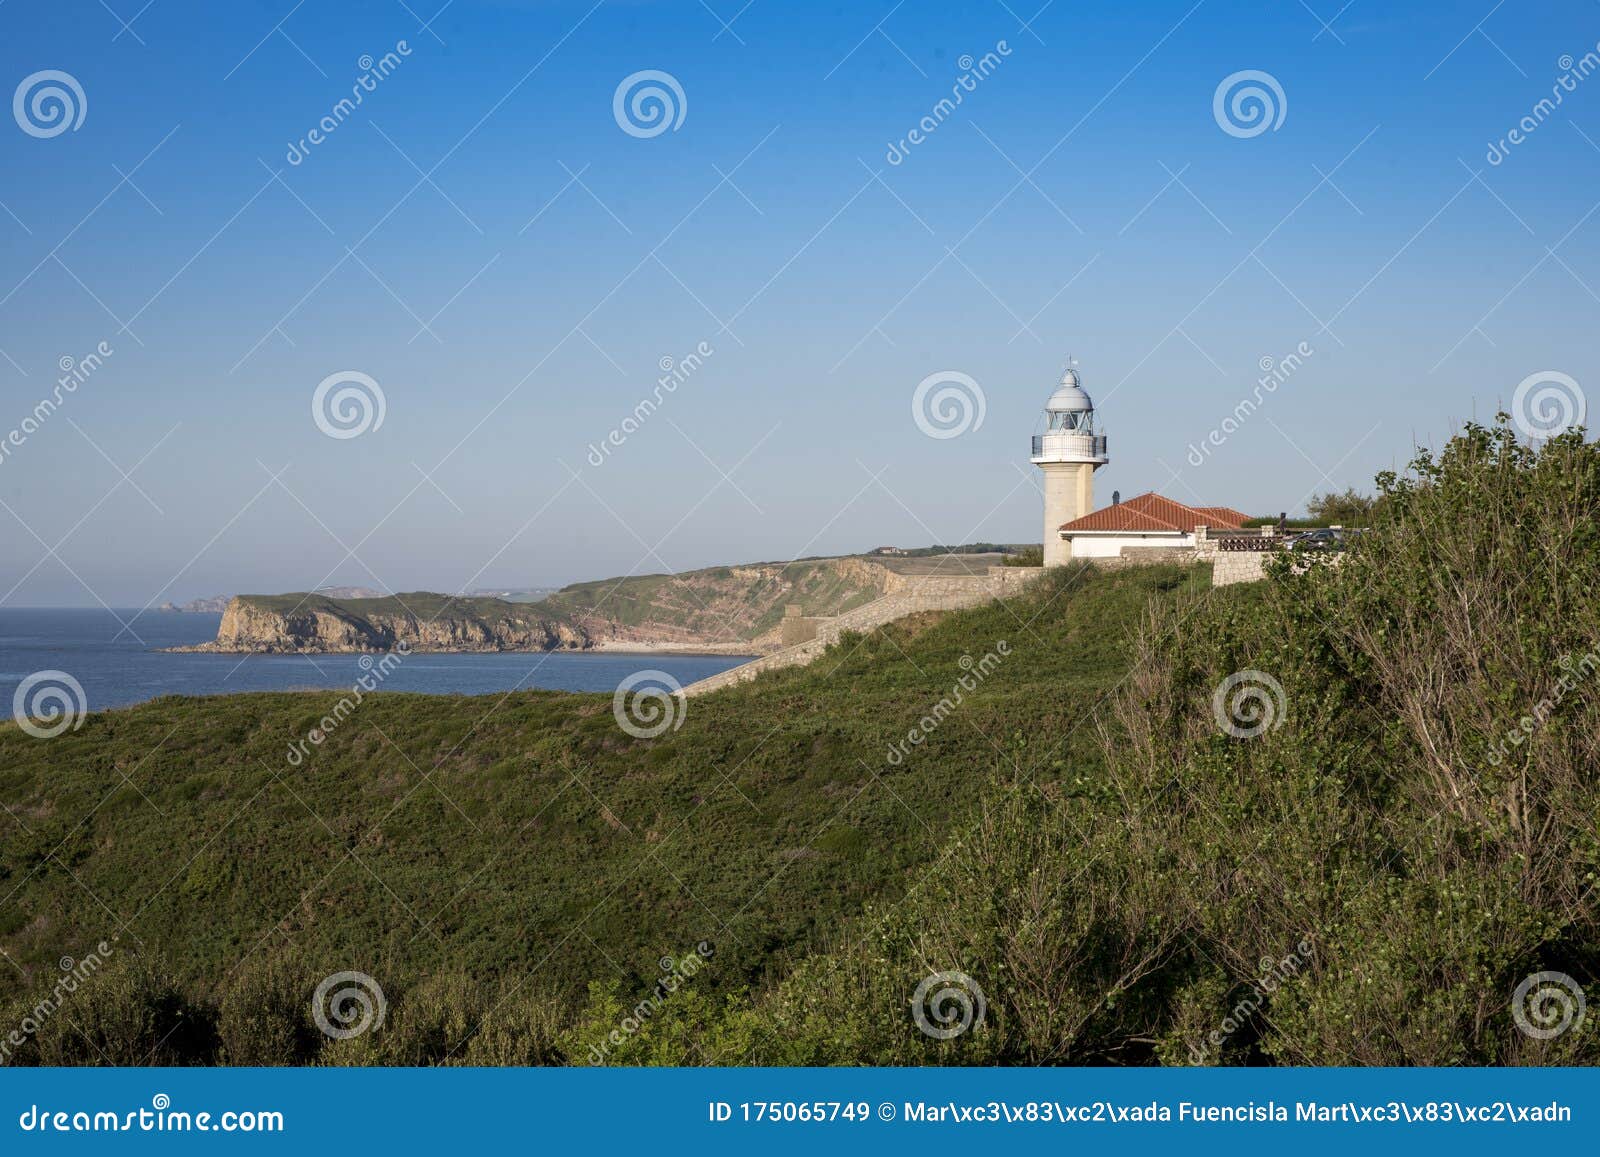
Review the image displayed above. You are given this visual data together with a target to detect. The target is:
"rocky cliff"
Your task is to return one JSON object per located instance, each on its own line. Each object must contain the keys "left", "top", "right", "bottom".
{"left": 538, "top": 555, "right": 902, "bottom": 651}
{"left": 174, "top": 593, "right": 589, "bottom": 654}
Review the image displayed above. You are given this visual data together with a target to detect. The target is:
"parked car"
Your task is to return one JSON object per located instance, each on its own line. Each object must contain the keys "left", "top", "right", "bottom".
{"left": 1286, "top": 528, "right": 1349, "bottom": 553}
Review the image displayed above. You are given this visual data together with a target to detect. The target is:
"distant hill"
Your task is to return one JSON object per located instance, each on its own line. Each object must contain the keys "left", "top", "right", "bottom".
{"left": 179, "top": 552, "right": 1021, "bottom": 653}
{"left": 161, "top": 586, "right": 384, "bottom": 613}
{"left": 536, "top": 556, "right": 892, "bottom": 650}
{"left": 160, "top": 595, "right": 230, "bottom": 613}
{"left": 464, "top": 587, "right": 560, "bottom": 603}
{"left": 312, "top": 585, "right": 386, "bottom": 600}
{"left": 540, "top": 550, "right": 1019, "bottom": 650}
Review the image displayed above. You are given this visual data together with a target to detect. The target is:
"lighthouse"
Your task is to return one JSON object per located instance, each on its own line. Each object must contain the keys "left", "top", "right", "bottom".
{"left": 1031, "top": 366, "right": 1109, "bottom": 566}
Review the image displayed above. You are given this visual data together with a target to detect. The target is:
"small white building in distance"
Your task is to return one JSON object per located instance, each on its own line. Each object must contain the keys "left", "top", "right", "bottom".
{"left": 1057, "top": 492, "right": 1250, "bottom": 558}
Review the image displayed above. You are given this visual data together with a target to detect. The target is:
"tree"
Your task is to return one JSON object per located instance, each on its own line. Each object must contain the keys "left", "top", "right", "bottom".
{"left": 1306, "top": 487, "right": 1375, "bottom": 525}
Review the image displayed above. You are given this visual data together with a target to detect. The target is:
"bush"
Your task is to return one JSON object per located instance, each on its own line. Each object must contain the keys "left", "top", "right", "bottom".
{"left": 217, "top": 952, "right": 319, "bottom": 1065}
{"left": 319, "top": 973, "right": 570, "bottom": 1066}
{"left": 31, "top": 956, "right": 214, "bottom": 1066}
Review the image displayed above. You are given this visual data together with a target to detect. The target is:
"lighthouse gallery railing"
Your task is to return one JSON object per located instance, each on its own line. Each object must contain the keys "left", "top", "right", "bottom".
{"left": 1031, "top": 433, "right": 1107, "bottom": 459}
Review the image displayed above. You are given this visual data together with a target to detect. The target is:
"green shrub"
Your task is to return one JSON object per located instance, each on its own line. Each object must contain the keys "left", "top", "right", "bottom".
{"left": 217, "top": 952, "right": 319, "bottom": 1065}
{"left": 32, "top": 956, "right": 214, "bottom": 1066}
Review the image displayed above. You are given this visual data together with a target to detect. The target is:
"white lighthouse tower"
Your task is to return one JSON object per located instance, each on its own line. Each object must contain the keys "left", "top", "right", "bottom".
{"left": 1031, "top": 365, "right": 1109, "bottom": 566}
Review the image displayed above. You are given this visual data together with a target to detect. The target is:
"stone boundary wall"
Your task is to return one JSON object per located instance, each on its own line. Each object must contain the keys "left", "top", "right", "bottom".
{"left": 1213, "top": 551, "right": 1269, "bottom": 586}
{"left": 1194, "top": 524, "right": 1283, "bottom": 586}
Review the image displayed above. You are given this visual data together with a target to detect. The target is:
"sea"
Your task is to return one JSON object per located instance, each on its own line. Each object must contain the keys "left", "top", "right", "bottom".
{"left": 0, "top": 608, "right": 753, "bottom": 713}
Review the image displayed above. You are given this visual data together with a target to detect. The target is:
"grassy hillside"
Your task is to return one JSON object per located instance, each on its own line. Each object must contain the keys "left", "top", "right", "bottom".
{"left": 536, "top": 557, "right": 898, "bottom": 646}
{"left": 0, "top": 560, "right": 1180, "bottom": 1062}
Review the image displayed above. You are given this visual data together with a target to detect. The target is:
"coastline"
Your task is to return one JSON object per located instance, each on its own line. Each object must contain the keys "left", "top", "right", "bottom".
{"left": 584, "top": 639, "right": 765, "bottom": 656}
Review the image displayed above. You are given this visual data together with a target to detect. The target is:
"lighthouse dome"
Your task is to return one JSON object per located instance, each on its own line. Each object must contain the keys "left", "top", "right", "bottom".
{"left": 1045, "top": 367, "right": 1093, "bottom": 412}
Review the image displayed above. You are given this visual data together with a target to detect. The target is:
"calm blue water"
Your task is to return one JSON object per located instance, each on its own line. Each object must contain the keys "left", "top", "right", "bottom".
{"left": 0, "top": 609, "right": 753, "bottom": 712}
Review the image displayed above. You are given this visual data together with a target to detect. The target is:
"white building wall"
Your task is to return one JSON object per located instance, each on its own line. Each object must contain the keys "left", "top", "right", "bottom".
{"left": 1065, "top": 533, "right": 1192, "bottom": 558}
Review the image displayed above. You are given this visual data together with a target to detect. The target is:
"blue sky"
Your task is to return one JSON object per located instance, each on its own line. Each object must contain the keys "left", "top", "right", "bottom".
{"left": 1, "top": 0, "right": 1596, "bottom": 605}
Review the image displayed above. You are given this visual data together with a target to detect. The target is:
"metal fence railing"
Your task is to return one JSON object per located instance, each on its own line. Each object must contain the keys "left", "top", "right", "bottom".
{"left": 1217, "top": 536, "right": 1284, "bottom": 552}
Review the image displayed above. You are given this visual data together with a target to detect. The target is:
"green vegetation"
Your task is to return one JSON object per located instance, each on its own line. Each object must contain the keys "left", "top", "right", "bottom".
{"left": 1239, "top": 516, "right": 1321, "bottom": 529}
{"left": 236, "top": 591, "right": 535, "bottom": 623}
{"left": 1305, "top": 486, "right": 1380, "bottom": 525}
{"left": 704, "top": 420, "right": 1598, "bottom": 1066}
{"left": 1, "top": 556, "right": 1171, "bottom": 1064}
{"left": 1241, "top": 488, "right": 1381, "bottom": 528}
{"left": 3, "top": 420, "right": 1596, "bottom": 1065}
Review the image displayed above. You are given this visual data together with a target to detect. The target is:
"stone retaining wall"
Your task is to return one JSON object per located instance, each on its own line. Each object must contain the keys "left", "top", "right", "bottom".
{"left": 1089, "top": 546, "right": 1201, "bottom": 570}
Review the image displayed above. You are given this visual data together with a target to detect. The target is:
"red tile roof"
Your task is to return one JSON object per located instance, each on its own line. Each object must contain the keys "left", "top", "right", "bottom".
{"left": 1058, "top": 505, "right": 1180, "bottom": 533}
{"left": 1194, "top": 504, "right": 1251, "bottom": 526}
{"left": 1059, "top": 492, "right": 1248, "bottom": 534}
